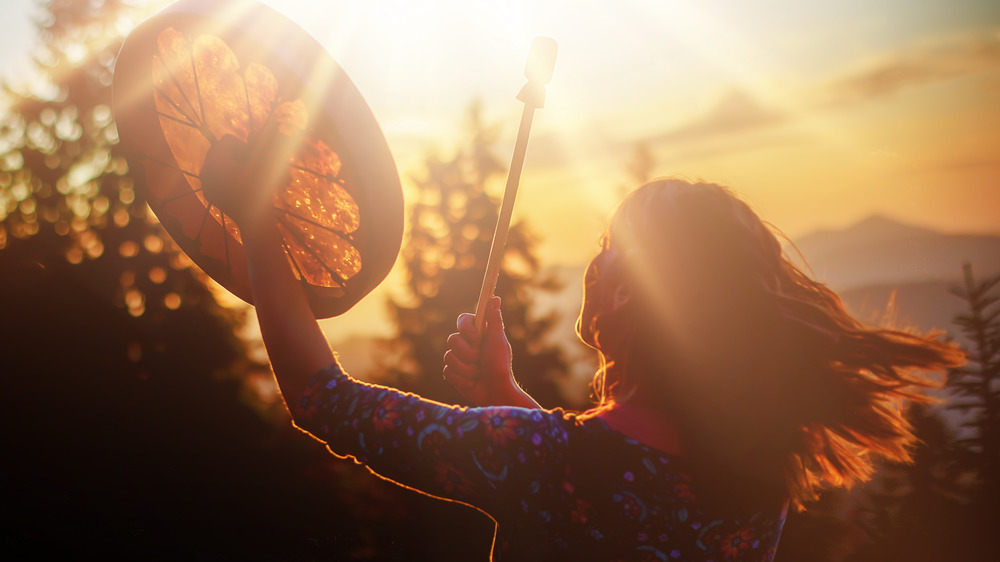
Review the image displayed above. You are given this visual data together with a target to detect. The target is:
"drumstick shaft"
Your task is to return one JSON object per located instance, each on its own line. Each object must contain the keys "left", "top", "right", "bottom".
{"left": 474, "top": 103, "right": 537, "bottom": 333}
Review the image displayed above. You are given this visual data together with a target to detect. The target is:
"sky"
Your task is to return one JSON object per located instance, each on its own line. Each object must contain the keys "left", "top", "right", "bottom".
{"left": 243, "top": 0, "right": 1000, "bottom": 263}
{"left": 1, "top": 0, "right": 998, "bottom": 340}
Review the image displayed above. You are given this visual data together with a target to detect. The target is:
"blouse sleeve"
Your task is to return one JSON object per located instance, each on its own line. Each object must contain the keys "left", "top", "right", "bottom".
{"left": 292, "top": 360, "right": 570, "bottom": 513}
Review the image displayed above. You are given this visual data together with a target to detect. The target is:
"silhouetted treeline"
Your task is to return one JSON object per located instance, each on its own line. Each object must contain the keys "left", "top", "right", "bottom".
{"left": 0, "top": 1, "right": 496, "bottom": 559}
{"left": 776, "top": 265, "right": 1000, "bottom": 562}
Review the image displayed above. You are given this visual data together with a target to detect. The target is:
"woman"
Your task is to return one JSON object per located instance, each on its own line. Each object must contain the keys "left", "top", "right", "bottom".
{"left": 203, "top": 139, "right": 963, "bottom": 560}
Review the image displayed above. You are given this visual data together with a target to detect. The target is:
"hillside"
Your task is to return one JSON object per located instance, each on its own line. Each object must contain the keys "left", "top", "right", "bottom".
{"left": 792, "top": 214, "right": 1000, "bottom": 291}
{"left": 839, "top": 278, "right": 968, "bottom": 342}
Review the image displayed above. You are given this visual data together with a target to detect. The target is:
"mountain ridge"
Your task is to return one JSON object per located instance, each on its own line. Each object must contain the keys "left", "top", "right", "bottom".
{"left": 789, "top": 214, "right": 1000, "bottom": 291}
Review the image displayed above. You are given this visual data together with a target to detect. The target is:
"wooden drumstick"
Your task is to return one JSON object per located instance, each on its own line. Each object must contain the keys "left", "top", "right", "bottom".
{"left": 474, "top": 37, "right": 557, "bottom": 333}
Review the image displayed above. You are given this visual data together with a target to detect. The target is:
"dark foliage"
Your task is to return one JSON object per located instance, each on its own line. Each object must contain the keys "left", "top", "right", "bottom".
{"left": 947, "top": 264, "right": 1000, "bottom": 499}
{"left": 0, "top": 1, "right": 495, "bottom": 559}
{"left": 777, "top": 265, "right": 1000, "bottom": 562}
{"left": 842, "top": 404, "right": 987, "bottom": 562}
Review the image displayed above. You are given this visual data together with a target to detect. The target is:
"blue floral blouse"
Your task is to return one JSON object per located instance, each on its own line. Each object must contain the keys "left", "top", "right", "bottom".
{"left": 295, "top": 362, "right": 788, "bottom": 561}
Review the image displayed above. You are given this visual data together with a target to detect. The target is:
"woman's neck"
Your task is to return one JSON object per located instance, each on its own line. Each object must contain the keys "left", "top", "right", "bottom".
{"left": 588, "top": 397, "right": 685, "bottom": 456}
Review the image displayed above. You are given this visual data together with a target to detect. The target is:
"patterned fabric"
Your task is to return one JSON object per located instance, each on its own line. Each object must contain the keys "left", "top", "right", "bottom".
{"left": 296, "top": 361, "right": 788, "bottom": 561}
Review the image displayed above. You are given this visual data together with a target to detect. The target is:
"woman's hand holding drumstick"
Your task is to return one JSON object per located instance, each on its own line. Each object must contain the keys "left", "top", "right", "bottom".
{"left": 444, "top": 297, "right": 540, "bottom": 409}
{"left": 448, "top": 38, "right": 556, "bottom": 409}
{"left": 473, "top": 37, "right": 557, "bottom": 333}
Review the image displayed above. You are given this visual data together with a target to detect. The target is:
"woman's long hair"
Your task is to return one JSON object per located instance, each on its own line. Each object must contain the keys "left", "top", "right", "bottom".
{"left": 578, "top": 179, "right": 965, "bottom": 510}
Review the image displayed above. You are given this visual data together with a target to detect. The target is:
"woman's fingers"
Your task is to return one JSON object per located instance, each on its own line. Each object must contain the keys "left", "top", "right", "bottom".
{"left": 443, "top": 365, "right": 476, "bottom": 391}
{"left": 444, "top": 374, "right": 475, "bottom": 393}
{"left": 456, "top": 313, "right": 481, "bottom": 341}
{"left": 445, "top": 301, "right": 508, "bottom": 403}
{"left": 484, "top": 297, "right": 505, "bottom": 342}
{"left": 446, "top": 331, "right": 479, "bottom": 363}
{"left": 444, "top": 322, "right": 484, "bottom": 397}
{"left": 443, "top": 350, "right": 479, "bottom": 384}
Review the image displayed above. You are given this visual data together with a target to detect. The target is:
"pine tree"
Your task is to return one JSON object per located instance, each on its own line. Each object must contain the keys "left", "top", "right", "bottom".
{"left": 626, "top": 140, "right": 655, "bottom": 185}
{"left": 0, "top": 0, "right": 244, "bottom": 374}
{"left": 840, "top": 265, "right": 1000, "bottom": 562}
{"left": 617, "top": 140, "right": 655, "bottom": 197}
{"left": 0, "top": 3, "right": 439, "bottom": 558}
{"left": 947, "top": 263, "right": 1000, "bottom": 498}
{"left": 844, "top": 264, "right": 1000, "bottom": 562}
{"left": 939, "top": 263, "right": 1000, "bottom": 561}
{"left": 842, "top": 404, "right": 979, "bottom": 562}
{"left": 380, "top": 102, "right": 573, "bottom": 409}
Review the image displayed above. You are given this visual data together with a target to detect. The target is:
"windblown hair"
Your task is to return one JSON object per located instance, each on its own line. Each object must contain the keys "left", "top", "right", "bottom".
{"left": 579, "top": 179, "right": 965, "bottom": 511}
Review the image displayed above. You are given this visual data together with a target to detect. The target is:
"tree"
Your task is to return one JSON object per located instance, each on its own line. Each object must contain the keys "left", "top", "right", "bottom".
{"left": 625, "top": 140, "right": 655, "bottom": 186}
{"left": 842, "top": 404, "right": 980, "bottom": 562}
{"left": 380, "top": 102, "right": 574, "bottom": 410}
{"left": 0, "top": 3, "right": 455, "bottom": 559}
{"left": 0, "top": 0, "right": 205, "bottom": 363}
{"left": 773, "top": 488, "right": 855, "bottom": 562}
{"left": 616, "top": 140, "right": 656, "bottom": 198}
{"left": 781, "top": 264, "right": 1000, "bottom": 562}
{"left": 947, "top": 263, "right": 1000, "bottom": 498}
{"left": 938, "top": 262, "right": 1000, "bottom": 561}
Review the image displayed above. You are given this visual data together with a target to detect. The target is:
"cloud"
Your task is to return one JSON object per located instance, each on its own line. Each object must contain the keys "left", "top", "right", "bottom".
{"left": 905, "top": 156, "right": 1000, "bottom": 176}
{"left": 652, "top": 88, "right": 787, "bottom": 145}
{"left": 638, "top": 29, "right": 1000, "bottom": 160}
{"left": 820, "top": 28, "right": 1000, "bottom": 104}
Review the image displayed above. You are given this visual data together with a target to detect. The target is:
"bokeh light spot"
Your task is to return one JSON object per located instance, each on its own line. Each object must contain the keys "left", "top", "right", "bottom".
{"left": 148, "top": 266, "right": 166, "bottom": 284}
{"left": 85, "top": 241, "right": 104, "bottom": 259}
{"left": 92, "top": 195, "right": 110, "bottom": 215}
{"left": 119, "top": 240, "right": 139, "bottom": 257}
{"left": 125, "top": 289, "right": 145, "bottom": 316}
{"left": 143, "top": 234, "right": 163, "bottom": 254}
{"left": 164, "top": 293, "right": 181, "bottom": 309}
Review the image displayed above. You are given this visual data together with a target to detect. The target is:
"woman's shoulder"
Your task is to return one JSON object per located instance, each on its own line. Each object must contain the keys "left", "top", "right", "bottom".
{"left": 563, "top": 410, "right": 788, "bottom": 512}
{"left": 551, "top": 408, "right": 692, "bottom": 489}
{"left": 565, "top": 403, "right": 686, "bottom": 459}
{"left": 561, "top": 410, "right": 688, "bottom": 473}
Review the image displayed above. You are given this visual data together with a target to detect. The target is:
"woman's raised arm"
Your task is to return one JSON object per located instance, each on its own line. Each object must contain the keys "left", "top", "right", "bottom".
{"left": 241, "top": 221, "right": 333, "bottom": 413}
{"left": 201, "top": 135, "right": 333, "bottom": 413}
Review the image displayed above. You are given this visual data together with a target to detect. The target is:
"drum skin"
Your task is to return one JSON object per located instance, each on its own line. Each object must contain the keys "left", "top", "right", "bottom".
{"left": 113, "top": 0, "right": 402, "bottom": 318}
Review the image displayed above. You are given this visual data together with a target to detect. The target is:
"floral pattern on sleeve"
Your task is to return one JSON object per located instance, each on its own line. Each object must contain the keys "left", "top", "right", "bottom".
{"left": 294, "top": 361, "right": 566, "bottom": 513}
{"left": 294, "top": 361, "right": 788, "bottom": 561}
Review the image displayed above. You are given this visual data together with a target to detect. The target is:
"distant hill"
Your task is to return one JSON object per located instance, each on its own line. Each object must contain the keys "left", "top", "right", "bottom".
{"left": 538, "top": 215, "right": 999, "bottom": 356}
{"left": 838, "top": 278, "right": 965, "bottom": 338}
{"left": 791, "top": 215, "right": 1000, "bottom": 291}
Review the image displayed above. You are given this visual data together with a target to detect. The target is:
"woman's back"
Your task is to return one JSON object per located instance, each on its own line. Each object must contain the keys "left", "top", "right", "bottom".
{"left": 508, "top": 414, "right": 787, "bottom": 561}
{"left": 298, "top": 362, "right": 786, "bottom": 561}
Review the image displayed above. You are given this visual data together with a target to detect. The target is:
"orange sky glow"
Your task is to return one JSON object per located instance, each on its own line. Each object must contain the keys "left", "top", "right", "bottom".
{"left": 245, "top": 0, "right": 1000, "bottom": 260}
{"left": 251, "top": 0, "right": 1000, "bottom": 339}
{"left": 2, "top": 0, "right": 997, "bottom": 341}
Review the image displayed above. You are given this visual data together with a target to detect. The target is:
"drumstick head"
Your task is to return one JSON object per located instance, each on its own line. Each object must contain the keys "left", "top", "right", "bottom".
{"left": 525, "top": 37, "right": 558, "bottom": 85}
